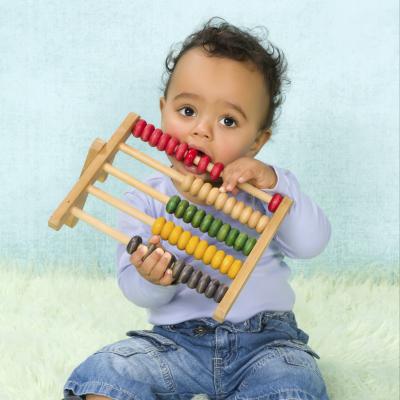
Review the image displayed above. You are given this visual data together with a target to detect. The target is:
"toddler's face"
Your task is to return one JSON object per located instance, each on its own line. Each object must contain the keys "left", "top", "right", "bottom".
{"left": 160, "top": 47, "right": 271, "bottom": 180}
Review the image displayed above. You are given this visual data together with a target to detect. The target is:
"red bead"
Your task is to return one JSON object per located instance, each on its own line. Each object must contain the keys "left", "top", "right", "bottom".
{"left": 196, "top": 154, "right": 211, "bottom": 174}
{"left": 184, "top": 148, "right": 198, "bottom": 166}
{"left": 157, "top": 133, "right": 171, "bottom": 151}
{"left": 149, "top": 128, "right": 163, "bottom": 147}
{"left": 210, "top": 162, "right": 224, "bottom": 181}
{"left": 141, "top": 124, "right": 154, "bottom": 142}
{"left": 132, "top": 119, "right": 147, "bottom": 137}
{"left": 268, "top": 193, "right": 283, "bottom": 212}
{"left": 165, "top": 137, "right": 180, "bottom": 155}
{"left": 175, "top": 143, "right": 188, "bottom": 161}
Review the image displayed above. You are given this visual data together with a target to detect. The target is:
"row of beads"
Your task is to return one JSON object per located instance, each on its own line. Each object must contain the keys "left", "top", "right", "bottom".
{"left": 126, "top": 236, "right": 228, "bottom": 303}
{"left": 166, "top": 195, "right": 257, "bottom": 256}
{"left": 178, "top": 175, "right": 276, "bottom": 233}
{"left": 132, "top": 119, "right": 224, "bottom": 181}
{"left": 151, "top": 217, "right": 242, "bottom": 279}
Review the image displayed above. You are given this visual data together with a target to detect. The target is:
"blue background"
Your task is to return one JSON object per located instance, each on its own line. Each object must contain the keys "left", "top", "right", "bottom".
{"left": 0, "top": 0, "right": 398, "bottom": 273}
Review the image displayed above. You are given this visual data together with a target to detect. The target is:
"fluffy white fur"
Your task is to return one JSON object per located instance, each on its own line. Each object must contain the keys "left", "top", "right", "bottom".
{"left": 0, "top": 264, "right": 398, "bottom": 400}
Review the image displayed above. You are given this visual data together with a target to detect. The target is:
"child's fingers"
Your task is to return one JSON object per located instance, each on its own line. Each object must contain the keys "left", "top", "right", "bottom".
{"left": 221, "top": 169, "right": 245, "bottom": 193}
{"left": 148, "top": 251, "right": 173, "bottom": 282}
{"left": 138, "top": 247, "right": 164, "bottom": 278}
{"left": 129, "top": 244, "right": 147, "bottom": 266}
{"left": 159, "top": 268, "right": 174, "bottom": 286}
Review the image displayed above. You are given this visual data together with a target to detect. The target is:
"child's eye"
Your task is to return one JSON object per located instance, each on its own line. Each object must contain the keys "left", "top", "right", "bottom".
{"left": 219, "top": 116, "right": 237, "bottom": 128}
{"left": 178, "top": 106, "right": 196, "bottom": 117}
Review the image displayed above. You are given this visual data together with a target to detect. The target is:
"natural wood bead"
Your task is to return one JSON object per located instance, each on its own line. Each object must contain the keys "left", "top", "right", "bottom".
{"left": 206, "top": 187, "right": 220, "bottom": 205}
{"left": 231, "top": 201, "right": 245, "bottom": 220}
{"left": 197, "top": 182, "right": 212, "bottom": 202}
{"left": 239, "top": 206, "right": 253, "bottom": 224}
{"left": 190, "top": 178, "right": 204, "bottom": 196}
{"left": 222, "top": 197, "right": 236, "bottom": 214}
{"left": 181, "top": 175, "right": 195, "bottom": 192}
{"left": 214, "top": 192, "right": 228, "bottom": 210}
{"left": 248, "top": 210, "right": 262, "bottom": 229}
{"left": 256, "top": 215, "right": 270, "bottom": 233}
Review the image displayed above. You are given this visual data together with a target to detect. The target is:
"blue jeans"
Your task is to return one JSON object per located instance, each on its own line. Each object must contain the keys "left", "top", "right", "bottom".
{"left": 63, "top": 311, "right": 329, "bottom": 399}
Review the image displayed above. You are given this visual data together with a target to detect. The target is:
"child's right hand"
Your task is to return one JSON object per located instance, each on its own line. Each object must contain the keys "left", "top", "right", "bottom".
{"left": 129, "top": 235, "right": 175, "bottom": 286}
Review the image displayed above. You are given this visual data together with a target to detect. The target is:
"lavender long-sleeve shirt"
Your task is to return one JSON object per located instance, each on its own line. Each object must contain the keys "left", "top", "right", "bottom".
{"left": 116, "top": 165, "right": 331, "bottom": 325}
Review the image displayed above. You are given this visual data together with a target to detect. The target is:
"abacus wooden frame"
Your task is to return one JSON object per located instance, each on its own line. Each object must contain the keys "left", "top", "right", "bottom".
{"left": 48, "top": 112, "right": 293, "bottom": 322}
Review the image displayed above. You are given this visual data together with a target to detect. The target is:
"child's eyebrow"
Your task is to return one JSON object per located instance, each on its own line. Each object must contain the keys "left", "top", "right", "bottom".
{"left": 173, "top": 92, "right": 248, "bottom": 121}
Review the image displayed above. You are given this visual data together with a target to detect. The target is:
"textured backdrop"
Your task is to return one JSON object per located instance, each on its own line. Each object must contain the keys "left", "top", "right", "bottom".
{"left": 0, "top": 0, "right": 398, "bottom": 273}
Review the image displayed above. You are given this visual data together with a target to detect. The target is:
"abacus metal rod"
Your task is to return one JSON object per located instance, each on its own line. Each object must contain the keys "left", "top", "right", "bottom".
{"left": 119, "top": 142, "right": 273, "bottom": 203}
{"left": 86, "top": 185, "right": 155, "bottom": 226}
{"left": 70, "top": 206, "right": 130, "bottom": 245}
{"left": 119, "top": 143, "right": 182, "bottom": 182}
{"left": 102, "top": 163, "right": 169, "bottom": 205}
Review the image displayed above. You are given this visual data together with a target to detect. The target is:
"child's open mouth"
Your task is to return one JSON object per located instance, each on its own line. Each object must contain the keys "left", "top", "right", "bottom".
{"left": 182, "top": 148, "right": 209, "bottom": 175}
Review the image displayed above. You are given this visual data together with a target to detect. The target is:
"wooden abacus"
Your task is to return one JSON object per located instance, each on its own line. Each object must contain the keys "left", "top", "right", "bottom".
{"left": 48, "top": 112, "right": 293, "bottom": 322}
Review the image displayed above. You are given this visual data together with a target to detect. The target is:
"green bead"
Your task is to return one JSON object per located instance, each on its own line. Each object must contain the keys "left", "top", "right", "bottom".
{"left": 166, "top": 195, "right": 181, "bottom": 214}
{"left": 200, "top": 214, "right": 214, "bottom": 232}
{"left": 191, "top": 209, "right": 206, "bottom": 228}
{"left": 174, "top": 200, "right": 189, "bottom": 218}
{"left": 208, "top": 218, "right": 223, "bottom": 237}
{"left": 225, "top": 228, "right": 239, "bottom": 246}
{"left": 183, "top": 204, "right": 198, "bottom": 223}
{"left": 234, "top": 232, "right": 248, "bottom": 251}
{"left": 216, "top": 223, "right": 231, "bottom": 242}
{"left": 243, "top": 237, "right": 257, "bottom": 256}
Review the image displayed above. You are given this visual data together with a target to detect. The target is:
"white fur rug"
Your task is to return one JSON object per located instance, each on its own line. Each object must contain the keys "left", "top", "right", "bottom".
{"left": 0, "top": 264, "right": 398, "bottom": 400}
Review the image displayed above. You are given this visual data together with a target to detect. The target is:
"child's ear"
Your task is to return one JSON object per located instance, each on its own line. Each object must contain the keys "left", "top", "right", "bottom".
{"left": 246, "top": 129, "right": 272, "bottom": 157}
{"left": 159, "top": 96, "right": 166, "bottom": 112}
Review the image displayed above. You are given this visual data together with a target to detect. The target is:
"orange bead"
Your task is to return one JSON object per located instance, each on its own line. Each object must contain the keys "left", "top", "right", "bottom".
{"left": 227, "top": 260, "right": 242, "bottom": 279}
{"left": 202, "top": 245, "right": 218, "bottom": 264}
{"left": 211, "top": 250, "right": 225, "bottom": 269}
{"left": 151, "top": 217, "right": 166, "bottom": 235}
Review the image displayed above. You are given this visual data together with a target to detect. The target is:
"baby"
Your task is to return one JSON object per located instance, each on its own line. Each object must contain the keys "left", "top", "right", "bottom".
{"left": 63, "top": 17, "right": 331, "bottom": 400}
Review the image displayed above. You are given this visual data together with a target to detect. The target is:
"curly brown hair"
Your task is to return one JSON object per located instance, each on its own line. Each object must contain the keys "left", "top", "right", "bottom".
{"left": 161, "top": 17, "right": 290, "bottom": 131}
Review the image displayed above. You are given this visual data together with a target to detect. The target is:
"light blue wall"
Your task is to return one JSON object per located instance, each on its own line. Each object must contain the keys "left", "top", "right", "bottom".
{"left": 0, "top": 0, "right": 398, "bottom": 273}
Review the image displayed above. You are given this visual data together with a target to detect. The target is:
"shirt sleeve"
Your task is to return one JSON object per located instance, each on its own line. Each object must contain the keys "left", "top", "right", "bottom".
{"left": 260, "top": 165, "right": 332, "bottom": 259}
{"left": 116, "top": 189, "right": 178, "bottom": 309}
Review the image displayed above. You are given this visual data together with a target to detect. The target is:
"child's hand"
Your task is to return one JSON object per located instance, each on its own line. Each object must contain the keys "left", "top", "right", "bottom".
{"left": 219, "top": 157, "right": 277, "bottom": 195}
{"left": 129, "top": 235, "right": 175, "bottom": 286}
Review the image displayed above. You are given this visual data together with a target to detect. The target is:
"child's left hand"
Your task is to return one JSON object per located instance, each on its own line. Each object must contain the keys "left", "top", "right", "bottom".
{"left": 219, "top": 157, "right": 277, "bottom": 195}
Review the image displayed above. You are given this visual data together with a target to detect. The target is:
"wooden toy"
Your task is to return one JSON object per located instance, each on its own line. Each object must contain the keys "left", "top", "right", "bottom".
{"left": 48, "top": 113, "right": 292, "bottom": 322}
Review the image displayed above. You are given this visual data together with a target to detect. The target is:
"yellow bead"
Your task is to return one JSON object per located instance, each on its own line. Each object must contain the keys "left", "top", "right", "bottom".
{"left": 151, "top": 217, "right": 166, "bottom": 235}
{"left": 194, "top": 240, "right": 209, "bottom": 260}
{"left": 160, "top": 221, "right": 175, "bottom": 240}
{"left": 185, "top": 236, "right": 200, "bottom": 255}
{"left": 177, "top": 231, "right": 191, "bottom": 250}
{"left": 227, "top": 260, "right": 242, "bottom": 279}
{"left": 202, "top": 245, "right": 217, "bottom": 264}
{"left": 168, "top": 226, "right": 183, "bottom": 245}
{"left": 219, "top": 255, "right": 234, "bottom": 274}
{"left": 211, "top": 250, "right": 225, "bottom": 269}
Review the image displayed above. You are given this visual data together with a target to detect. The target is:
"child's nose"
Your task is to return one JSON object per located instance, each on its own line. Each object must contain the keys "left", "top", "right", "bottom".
{"left": 191, "top": 122, "right": 213, "bottom": 140}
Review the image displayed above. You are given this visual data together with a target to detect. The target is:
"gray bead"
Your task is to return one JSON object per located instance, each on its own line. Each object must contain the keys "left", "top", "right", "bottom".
{"left": 179, "top": 265, "right": 194, "bottom": 284}
{"left": 141, "top": 243, "right": 157, "bottom": 262}
{"left": 187, "top": 269, "right": 203, "bottom": 289}
{"left": 126, "top": 236, "right": 142, "bottom": 254}
{"left": 171, "top": 260, "right": 185, "bottom": 280}
{"left": 196, "top": 274, "right": 211, "bottom": 294}
{"left": 214, "top": 284, "right": 229, "bottom": 303}
{"left": 205, "top": 279, "right": 219, "bottom": 298}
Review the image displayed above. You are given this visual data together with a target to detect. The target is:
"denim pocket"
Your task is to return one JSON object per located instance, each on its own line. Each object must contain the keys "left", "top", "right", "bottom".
{"left": 94, "top": 331, "right": 177, "bottom": 358}
{"left": 126, "top": 329, "right": 178, "bottom": 351}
